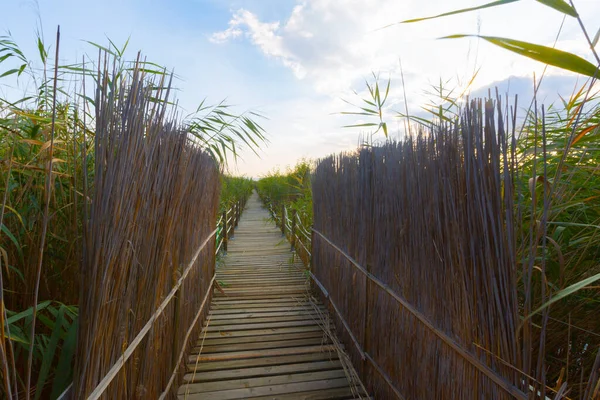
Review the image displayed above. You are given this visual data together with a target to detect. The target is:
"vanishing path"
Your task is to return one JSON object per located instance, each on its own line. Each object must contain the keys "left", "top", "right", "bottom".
{"left": 177, "top": 192, "right": 366, "bottom": 400}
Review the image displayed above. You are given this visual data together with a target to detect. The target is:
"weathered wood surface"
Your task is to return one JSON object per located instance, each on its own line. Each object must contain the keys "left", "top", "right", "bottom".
{"left": 177, "top": 192, "right": 366, "bottom": 399}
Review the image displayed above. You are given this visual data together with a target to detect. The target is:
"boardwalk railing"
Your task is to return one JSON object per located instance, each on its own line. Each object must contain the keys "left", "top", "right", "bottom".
{"left": 260, "top": 198, "right": 311, "bottom": 267}
{"left": 216, "top": 198, "right": 248, "bottom": 254}
{"left": 61, "top": 197, "right": 248, "bottom": 400}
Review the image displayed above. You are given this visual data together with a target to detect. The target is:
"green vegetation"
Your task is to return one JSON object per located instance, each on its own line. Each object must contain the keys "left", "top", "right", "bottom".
{"left": 0, "top": 29, "right": 265, "bottom": 398}
{"left": 402, "top": 3, "right": 600, "bottom": 394}
{"left": 2, "top": 0, "right": 599, "bottom": 397}
{"left": 333, "top": 2, "right": 600, "bottom": 395}
{"left": 220, "top": 176, "right": 254, "bottom": 212}
{"left": 256, "top": 160, "right": 313, "bottom": 230}
{"left": 256, "top": 161, "right": 313, "bottom": 266}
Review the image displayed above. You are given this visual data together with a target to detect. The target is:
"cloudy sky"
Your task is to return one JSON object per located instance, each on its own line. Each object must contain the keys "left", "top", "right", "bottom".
{"left": 2, "top": 0, "right": 599, "bottom": 177}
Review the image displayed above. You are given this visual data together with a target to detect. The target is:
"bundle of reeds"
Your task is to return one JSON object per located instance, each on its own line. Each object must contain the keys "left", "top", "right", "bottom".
{"left": 72, "top": 58, "right": 220, "bottom": 399}
{"left": 311, "top": 97, "right": 599, "bottom": 399}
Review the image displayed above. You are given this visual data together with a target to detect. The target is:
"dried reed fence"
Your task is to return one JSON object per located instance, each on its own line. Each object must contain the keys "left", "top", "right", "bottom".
{"left": 311, "top": 98, "right": 599, "bottom": 399}
{"left": 72, "top": 58, "right": 221, "bottom": 399}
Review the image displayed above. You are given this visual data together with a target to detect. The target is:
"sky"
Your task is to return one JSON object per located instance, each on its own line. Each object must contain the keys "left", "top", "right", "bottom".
{"left": 1, "top": 0, "right": 599, "bottom": 177}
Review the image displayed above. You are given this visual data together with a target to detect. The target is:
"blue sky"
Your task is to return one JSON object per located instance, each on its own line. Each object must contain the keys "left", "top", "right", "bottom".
{"left": 2, "top": 0, "right": 599, "bottom": 177}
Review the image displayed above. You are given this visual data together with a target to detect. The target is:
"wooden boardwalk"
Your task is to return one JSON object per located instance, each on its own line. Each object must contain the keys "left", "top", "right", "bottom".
{"left": 177, "top": 192, "right": 366, "bottom": 399}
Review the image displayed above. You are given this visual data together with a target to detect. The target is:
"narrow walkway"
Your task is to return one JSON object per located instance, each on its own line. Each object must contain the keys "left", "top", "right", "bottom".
{"left": 177, "top": 192, "right": 366, "bottom": 400}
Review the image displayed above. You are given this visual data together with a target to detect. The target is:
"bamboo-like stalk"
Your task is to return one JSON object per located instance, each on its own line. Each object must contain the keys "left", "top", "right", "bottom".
{"left": 0, "top": 142, "right": 16, "bottom": 399}
{"left": 72, "top": 51, "right": 220, "bottom": 399}
{"left": 25, "top": 26, "right": 60, "bottom": 400}
{"left": 312, "top": 98, "right": 527, "bottom": 399}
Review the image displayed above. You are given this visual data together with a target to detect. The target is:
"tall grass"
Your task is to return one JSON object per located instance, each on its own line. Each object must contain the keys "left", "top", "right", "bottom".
{"left": 314, "top": 87, "right": 600, "bottom": 397}
{"left": 396, "top": 3, "right": 600, "bottom": 394}
{"left": 334, "top": 18, "right": 600, "bottom": 397}
{"left": 256, "top": 160, "right": 313, "bottom": 230}
{"left": 0, "top": 28, "right": 266, "bottom": 398}
{"left": 73, "top": 54, "right": 221, "bottom": 399}
{"left": 219, "top": 176, "right": 254, "bottom": 212}
{"left": 515, "top": 87, "right": 600, "bottom": 394}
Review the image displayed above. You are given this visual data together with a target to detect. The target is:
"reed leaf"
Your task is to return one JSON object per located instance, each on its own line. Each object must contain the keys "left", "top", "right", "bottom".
{"left": 524, "top": 271, "right": 600, "bottom": 322}
{"left": 399, "top": 0, "right": 576, "bottom": 24}
{"left": 400, "top": 0, "right": 519, "bottom": 23}
{"left": 442, "top": 35, "right": 599, "bottom": 77}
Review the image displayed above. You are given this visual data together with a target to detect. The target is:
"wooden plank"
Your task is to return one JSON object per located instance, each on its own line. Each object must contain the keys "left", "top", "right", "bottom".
{"left": 216, "top": 276, "right": 304, "bottom": 281}
{"left": 177, "top": 377, "right": 351, "bottom": 400}
{"left": 217, "top": 280, "right": 307, "bottom": 287}
{"left": 219, "top": 271, "right": 304, "bottom": 275}
{"left": 182, "top": 360, "right": 343, "bottom": 383}
{"left": 200, "top": 325, "right": 323, "bottom": 339}
{"left": 210, "top": 304, "right": 315, "bottom": 311}
{"left": 186, "top": 350, "right": 340, "bottom": 372}
{"left": 212, "top": 299, "right": 311, "bottom": 306}
{"left": 204, "top": 320, "right": 320, "bottom": 333}
{"left": 213, "top": 296, "right": 310, "bottom": 307}
{"left": 210, "top": 314, "right": 319, "bottom": 326}
{"left": 212, "top": 303, "right": 312, "bottom": 310}
{"left": 218, "top": 268, "right": 302, "bottom": 272}
{"left": 194, "top": 337, "right": 331, "bottom": 354}
{"left": 214, "top": 292, "right": 309, "bottom": 298}
{"left": 179, "top": 370, "right": 347, "bottom": 395}
{"left": 218, "top": 276, "right": 306, "bottom": 282}
{"left": 217, "top": 285, "right": 307, "bottom": 290}
{"left": 197, "top": 331, "right": 327, "bottom": 346}
{"left": 188, "top": 345, "right": 338, "bottom": 363}
{"left": 220, "top": 265, "right": 303, "bottom": 268}
{"left": 215, "top": 288, "right": 308, "bottom": 296}
{"left": 219, "top": 267, "right": 296, "bottom": 270}
{"left": 217, "top": 283, "right": 307, "bottom": 288}
{"left": 209, "top": 310, "right": 322, "bottom": 319}
{"left": 210, "top": 307, "right": 324, "bottom": 315}
{"left": 247, "top": 387, "right": 360, "bottom": 400}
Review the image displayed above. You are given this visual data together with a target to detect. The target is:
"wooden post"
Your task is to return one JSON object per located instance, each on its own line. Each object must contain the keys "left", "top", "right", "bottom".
{"left": 230, "top": 206, "right": 235, "bottom": 239}
{"left": 290, "top": 210, "right": 297, "bottom": 251}
{"left": 281, "top": 205, "right": 286, "bottom": 236}
{"left": 171, "top": 264, "right": 183, "bottom": 369}
{"left": 234, "top": 202, "right": 238, "bottom": 227}
{"left": 222, "top": 211, "right": 228, "bottom": 252}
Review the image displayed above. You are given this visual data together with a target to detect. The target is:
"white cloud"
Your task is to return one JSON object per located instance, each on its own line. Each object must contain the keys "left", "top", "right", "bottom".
{"left": 210, "top": 9, "right": 306, "bottom": 78}
{"left": 211, "top": 0, "right": 396, "bottom": 91}
{"left": 210, "top": 0, "right": 600, "bottom": 176}
{"left": 226, "top": 94, "right": 363, "bottom": 178}
{"left": 212, "top": 0, "right": 600, "bottom": 98}
{"left": 209, "top": 27, "right": 243, "bottom": 43}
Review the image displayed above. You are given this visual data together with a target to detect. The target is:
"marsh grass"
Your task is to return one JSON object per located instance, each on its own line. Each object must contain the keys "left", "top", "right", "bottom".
{"left": 0, "top": 27, "right": 266, "bottom": 398}
{"left": 330, "top": 60, "right": 600, "bottom": 400}
{"left": 72, "top": 53, "right": 221, "bottom": 399}
{"left": 256, "top": 160, "right": 313, "bottom": 229}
